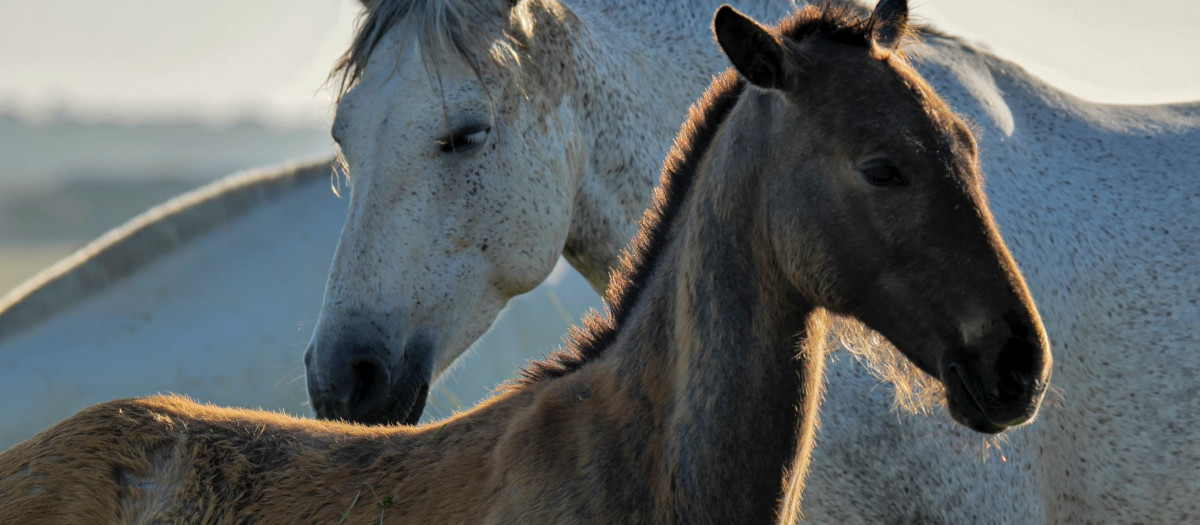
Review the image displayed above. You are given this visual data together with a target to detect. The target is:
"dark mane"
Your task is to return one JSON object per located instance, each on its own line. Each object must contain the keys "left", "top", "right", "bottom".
{"left": 771, "top": 1, "right": 924, "bottom": 57}
{"left": 514, "top": 3, "right": 886, "bottom": 386}
{"left": 773, "top": 1, "right": 924, "bottom": 54}
{"left": 511, "top": 69, "right": 744, "bottom": 386}
{"left": 776, "top": 2, "right": 873, "bottom": 47}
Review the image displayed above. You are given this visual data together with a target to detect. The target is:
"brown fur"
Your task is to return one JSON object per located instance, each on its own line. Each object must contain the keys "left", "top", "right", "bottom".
{"left": 0, "top": 3, "right": 1050, "bottom": 523}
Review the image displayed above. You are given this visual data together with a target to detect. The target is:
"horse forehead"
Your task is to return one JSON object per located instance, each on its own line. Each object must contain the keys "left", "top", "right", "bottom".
{"left": 354, "top": 32, "right": 490, "bottom": 109}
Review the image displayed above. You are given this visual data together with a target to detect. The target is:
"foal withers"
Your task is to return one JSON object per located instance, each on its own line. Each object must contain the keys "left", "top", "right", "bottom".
{"left": 0, "top": 2, "right": 1049, "bottom": 523}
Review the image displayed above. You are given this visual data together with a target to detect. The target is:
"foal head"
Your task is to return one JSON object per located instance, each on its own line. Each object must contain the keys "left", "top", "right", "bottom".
{"left": 714, "top": 0, "right": 1051, "bottom": 432}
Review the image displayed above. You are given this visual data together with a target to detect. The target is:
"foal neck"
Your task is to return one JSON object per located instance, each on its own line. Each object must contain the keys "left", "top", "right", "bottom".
{"left": 579, "top": 87, "right": 827, "bottom": 523}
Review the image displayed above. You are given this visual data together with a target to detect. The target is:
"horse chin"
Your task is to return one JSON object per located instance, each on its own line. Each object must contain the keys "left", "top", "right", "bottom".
{"left": 944, "top": 371, "right": 1021, "bottom": 435}
{"left": 353, "top": 380, "right": 431, "bottom": 426}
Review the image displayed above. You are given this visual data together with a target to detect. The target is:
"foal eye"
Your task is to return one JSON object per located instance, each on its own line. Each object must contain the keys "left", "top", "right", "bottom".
{"left": 860, "top": 162, "right": 906, "bottom": 187}
{"left": 437, "top": 127, "right": 490, "bottom": 153}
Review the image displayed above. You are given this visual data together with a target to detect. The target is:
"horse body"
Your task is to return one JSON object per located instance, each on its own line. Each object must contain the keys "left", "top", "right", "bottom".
{"left": 976, "top": 45, "right": 1200, "bottom": 523}
{"left": 0, "top": 5, "right": 1051, "bottom": 523}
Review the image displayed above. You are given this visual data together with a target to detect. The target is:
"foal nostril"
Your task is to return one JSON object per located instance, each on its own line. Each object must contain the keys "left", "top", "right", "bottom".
{"left": 994, "top": 335, "right": 1038, "bottom": 398}
{"left": 349, "top": 358, "right": 390, "bottom": 419}
{"left": 997, "top": 369, "right": 1030, "bottom": 402}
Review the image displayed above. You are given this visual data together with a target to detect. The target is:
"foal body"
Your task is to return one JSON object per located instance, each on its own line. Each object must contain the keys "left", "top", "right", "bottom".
{"left": 0, "top": 3, "right": 1050, "bottom": 523}
{"left": 0, "top": 224, "right": 822, "bottom": 523}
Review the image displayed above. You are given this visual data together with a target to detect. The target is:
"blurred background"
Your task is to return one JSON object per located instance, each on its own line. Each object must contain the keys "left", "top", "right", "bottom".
{"left": 0, "top": 0, "right": 357, "bottom": 292}
{"left": 0, "top": 0, "right": 1197, "bottom": 292}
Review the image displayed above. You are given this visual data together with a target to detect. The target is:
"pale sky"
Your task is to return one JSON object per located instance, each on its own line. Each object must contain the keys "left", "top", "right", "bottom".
{"left": 0, "top": 0, "right": 1196, "bottom": 129}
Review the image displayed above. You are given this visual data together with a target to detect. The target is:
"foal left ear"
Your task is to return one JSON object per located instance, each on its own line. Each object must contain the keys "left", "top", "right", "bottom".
{"left": 870, "top": 0, "right": 910, "bottom": 51}
{"left": 713, "top": 5, "right": 787, "bottom": 90}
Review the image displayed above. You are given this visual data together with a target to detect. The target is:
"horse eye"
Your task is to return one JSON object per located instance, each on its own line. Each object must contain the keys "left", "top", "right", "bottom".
{"left": 860, "top": 163, "right": 906, "bottom": 187}
{"left": 437, "top": 127, "right": 490, "bottom": 153}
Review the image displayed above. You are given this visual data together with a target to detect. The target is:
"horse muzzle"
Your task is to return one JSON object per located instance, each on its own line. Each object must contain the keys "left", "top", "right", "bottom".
{"left": 942, "top": 342, "right": 1050, "bottom": 434}
{"left": 305, "top": 337, "right": 434, "bottom": 426}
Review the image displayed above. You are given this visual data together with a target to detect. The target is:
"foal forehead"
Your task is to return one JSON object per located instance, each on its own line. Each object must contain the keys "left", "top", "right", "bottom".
{"left": 792, "top": 45, "right": 981, "bottom": 185}
{"left": 843, "top": 54, "right": 975, "bottom": 150}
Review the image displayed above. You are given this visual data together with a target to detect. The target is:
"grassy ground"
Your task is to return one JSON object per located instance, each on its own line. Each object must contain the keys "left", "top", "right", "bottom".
{"left": 0, "top": 242, "right": 77, "bottom": 296}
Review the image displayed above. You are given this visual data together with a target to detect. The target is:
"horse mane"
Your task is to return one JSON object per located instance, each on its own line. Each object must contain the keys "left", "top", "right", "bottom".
{"left": 515, "top": 4, "right": 896, "bottom": 386}
{"left": 330, "top": 0, "right": 520, "bottom": 99}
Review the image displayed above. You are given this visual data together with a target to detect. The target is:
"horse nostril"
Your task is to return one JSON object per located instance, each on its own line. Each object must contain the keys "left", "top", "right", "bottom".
{"left": 404, "top": 382, "right": 430, "bottom": 425}
{"left": 994, "top": 334, "right": 1038, "bottom": 400}
{"left": 997, "top": 369, "right": 1029, "bottom": 402}
{"left": 349, "top": 358, "right": 389, "bottom": 417}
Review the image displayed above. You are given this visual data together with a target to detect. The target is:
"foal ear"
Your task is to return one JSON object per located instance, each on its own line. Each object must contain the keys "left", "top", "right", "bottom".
{"left": 713, "top": 5, "right": 787, "bottom": 90}
{"left": 870, "top": 0, "right": 910, "bottom": 51}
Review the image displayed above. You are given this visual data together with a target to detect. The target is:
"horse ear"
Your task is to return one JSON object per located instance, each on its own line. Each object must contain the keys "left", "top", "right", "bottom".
{"left": 870, "top": 0, "right": 910, "bottom": 51}
{"left": 713, "top": 5, "right": 787, "bottom": 90}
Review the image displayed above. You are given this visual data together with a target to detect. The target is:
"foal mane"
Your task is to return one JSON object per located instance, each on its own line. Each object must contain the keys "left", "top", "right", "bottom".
{"left": 516, "top": 3, "right": 898, "bottom": 386}
{"left": 513, "top": 68, "right": 744, "bottom": 386}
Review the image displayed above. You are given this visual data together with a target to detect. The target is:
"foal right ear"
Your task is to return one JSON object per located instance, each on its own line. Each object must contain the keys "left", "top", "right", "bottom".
{"left": 713, "top": 5, "right": 787, "bottom": 90}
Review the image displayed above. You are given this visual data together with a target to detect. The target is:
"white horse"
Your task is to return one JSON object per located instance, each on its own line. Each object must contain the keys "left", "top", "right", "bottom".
{"left": 310, "top": 0, "right": 1200, "bottom": 522}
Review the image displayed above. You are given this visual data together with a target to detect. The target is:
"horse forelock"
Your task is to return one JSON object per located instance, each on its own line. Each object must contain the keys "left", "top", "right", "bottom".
{"left": 329, "top": 0, "right": 522, "bottom": 101}
{"left": 327, "top": 0, "right": 527, "bottom": 191}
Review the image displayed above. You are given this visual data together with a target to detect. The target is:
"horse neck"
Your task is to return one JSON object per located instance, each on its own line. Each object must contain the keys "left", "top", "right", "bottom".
{"left": 586, "top": 103, "right": 826, "bottom": 522}
{"left": 527, "top": 0, "right": 802, "bottom": 290}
